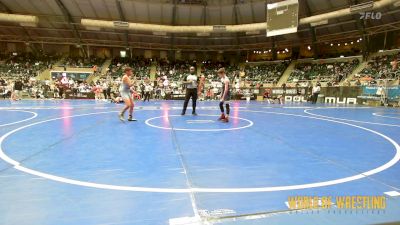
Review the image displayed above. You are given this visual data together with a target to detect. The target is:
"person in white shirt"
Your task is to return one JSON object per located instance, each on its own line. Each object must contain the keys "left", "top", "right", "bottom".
{"left": 61, "top": 73, "right": 69, "bottom": 87}
{"left": 235, "top": 80, "right": 240, "bottom": 90}
{"left": 143, "top": 82, "right": 153, "bottom": 102}
{"left": 311, "top": 82, "right": 321, "bottom": 104}
{"left": 163, "top": 77, "right": 169, "bottom": 89}
{"left": 102, "top": 81, "right": 110, "bottom": 99}
{"left": 217, "top": 68, "right": 231, "bottom": 122}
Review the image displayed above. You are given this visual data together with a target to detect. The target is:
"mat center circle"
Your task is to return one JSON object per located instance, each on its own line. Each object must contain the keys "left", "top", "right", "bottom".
{"left": 145, "top": 114, "right": 254, "bottom": 131}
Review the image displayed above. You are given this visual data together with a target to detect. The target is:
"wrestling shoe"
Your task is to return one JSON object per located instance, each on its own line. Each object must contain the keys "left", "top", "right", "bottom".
{"left": 128, "top": 115, "right": 137, "bottom": 121}
{"left": 221, "top": 117, "right": 229, "bottom": 123}
{"left": 119, "top": 113, "right": 125, "bottom": 122}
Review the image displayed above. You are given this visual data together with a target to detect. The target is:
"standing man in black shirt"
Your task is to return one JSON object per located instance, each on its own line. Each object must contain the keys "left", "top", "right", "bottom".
{"left": 13, "top": 79, "right": 23, "bottom": 100}
{"left": 181, "top": 66, "right": 198, "bottom": 116}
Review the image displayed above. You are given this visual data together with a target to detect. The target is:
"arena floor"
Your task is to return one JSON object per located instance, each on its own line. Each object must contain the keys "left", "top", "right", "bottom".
{"left": 0, "top": 100, "right": 399, "bottom": 225}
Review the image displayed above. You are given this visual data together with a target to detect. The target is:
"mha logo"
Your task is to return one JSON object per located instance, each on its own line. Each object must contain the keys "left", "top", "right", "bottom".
{"left": 360, "top": 11, "right": 382, "bottom": 20}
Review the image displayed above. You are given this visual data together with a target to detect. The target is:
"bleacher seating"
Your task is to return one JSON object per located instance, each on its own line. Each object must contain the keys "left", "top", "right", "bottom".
{"left": 244, "top": 61, "right": 289, "bottom": 84}
{"left": 0, "top": 51, "right": 399, "bottom": 100}
{"left": 108, "top": 57, "right": 151, "bottom": 79}
{"left": 202, "top": 63, "right": 238, "bottom": 81}
{"left": 360, "top": 53, "right": 400, "bottom": 79}
{"left": 156, "top": 60, "right": 192, "bottom": 81}
{"left": 289, "top": 59, "right": 359, "bottom": 83}
{"left": 0, "top": 53, "right": 59, "bottom": 79}
{"left": 59, "top": 57, "right": 105, "bottom": 68}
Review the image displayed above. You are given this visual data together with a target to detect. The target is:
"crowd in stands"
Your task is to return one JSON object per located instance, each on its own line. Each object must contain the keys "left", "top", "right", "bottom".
{"left": 59, "top": 57, "right": 105, "bottom": 69}
{"left": 244, "top": 61, "right": 289, "bottom": 84}
{"left": 155, "top": 59, "right": 192, "bottom": 81}
{"left": 289, "top": 59, "right": 359, "bottom": 85}
{"left": 0, "top": 53, "right": 59, "bottom": 79}
{"left": 201, "top": 62, "right": 238, "bottom": 80}
{"left": 358, "top": 53, "right": 400, "bottom": 80}
{"left": 154, "top": 60, "right": 239, "bottom": 82}
{"left": 1, "top": 51, "right": 400, "bottom": 101}
{"left": 0, "top": 53, "right": 61, "bottom": 99}
{"left": 107, "top": 57, "right": 151, "bottom": 79}
{"left": 1, "top": 77, "right": 42, "bottom": 100}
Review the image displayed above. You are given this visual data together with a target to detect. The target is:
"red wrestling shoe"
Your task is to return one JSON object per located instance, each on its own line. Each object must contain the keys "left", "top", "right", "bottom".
{"left": 218, "top": 113, "right": 226, "bottom": 121}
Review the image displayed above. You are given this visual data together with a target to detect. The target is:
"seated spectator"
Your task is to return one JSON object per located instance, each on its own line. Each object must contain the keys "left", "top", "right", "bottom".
{"left": 289, "top": 59, "right": 359, "bottom": 83}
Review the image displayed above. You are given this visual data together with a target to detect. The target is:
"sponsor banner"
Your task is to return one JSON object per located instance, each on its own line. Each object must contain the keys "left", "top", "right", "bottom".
{"left": 271, "top": 88, "right": 307, "bottom": 95}
{"left": 363, "top": 86, "right": 400, "bottom": 98}
{"left": 284, "top": 95, "right": 308, "bottom": 102}
{"left": 325, "top": 97, "right": 357, "bottom": 104}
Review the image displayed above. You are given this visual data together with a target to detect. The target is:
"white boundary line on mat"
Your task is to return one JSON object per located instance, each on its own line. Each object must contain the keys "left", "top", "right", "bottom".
{"left": 145, "top": 114, "right": 253, "bottom": 132}
{"left": 304, "top": 107, "right": 400, "bottom": 127}
{"left": 0, "top": 110, "right": 38, "bottom": 127}
{"left": 0, "top": 110, "right": 399, "bottom": 193}
{"left": 372, "top": 113, "right": 400, "bottom": 120}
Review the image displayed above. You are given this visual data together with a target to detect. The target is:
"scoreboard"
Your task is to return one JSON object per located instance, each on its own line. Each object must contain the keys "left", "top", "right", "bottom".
{"left": 266, "top": 0, "right": 299, "bottom": 37}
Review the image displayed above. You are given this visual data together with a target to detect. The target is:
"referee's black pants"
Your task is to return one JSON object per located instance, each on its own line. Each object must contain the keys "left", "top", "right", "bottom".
{"left": 182, "top": 88, "right": 197, "bottom": 114}
{"left": 311, "top": 93, "right": 319, "bottom": 104}
{"left": 143, "top": 92, "right": 150, "bottom": 102}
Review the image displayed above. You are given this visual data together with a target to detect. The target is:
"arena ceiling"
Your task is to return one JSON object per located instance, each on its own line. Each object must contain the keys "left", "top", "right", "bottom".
{"left": 0, "top": 0, "right": 399, "bottom": 51}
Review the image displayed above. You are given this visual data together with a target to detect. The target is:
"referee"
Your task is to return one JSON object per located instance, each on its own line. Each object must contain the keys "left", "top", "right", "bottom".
{"left": 181, "top": 66, "right": 198, "bottom": 116}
